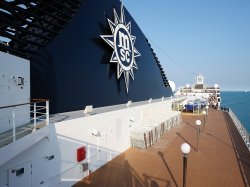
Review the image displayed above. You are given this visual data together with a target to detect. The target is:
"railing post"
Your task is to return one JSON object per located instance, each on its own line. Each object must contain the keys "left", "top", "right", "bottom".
{"left": 248, "top": 133, "right": 250, "bottom": 144}
{"left": 245, "top": 131, "right": 248, "bottom": 143}
{"left": 12, "top": 109, "right": 16, "bottom": 142}
{"left": 248, "top": 134, "right": 250, "bottom": 149}
{"left": 34, "top": 102, "right": 37, "bottom": 131}
{"left": 46, "top": 100, "right": 49, "bottom": 125}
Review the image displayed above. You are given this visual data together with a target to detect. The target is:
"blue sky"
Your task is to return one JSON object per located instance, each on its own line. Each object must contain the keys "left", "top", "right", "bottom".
{"left": 125, "top": 0, "right": 250, "bottom": 91}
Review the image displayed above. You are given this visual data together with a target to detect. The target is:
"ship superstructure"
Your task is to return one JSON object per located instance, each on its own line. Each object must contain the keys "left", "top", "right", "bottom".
{"left": 1, "top": 1, "right": 249, "bottom": 187}
{"left": 0, "top": 1, "right": 176, "bottom": 186}
{"left": 175, "top": 74, "right": 221, "bottom": 109}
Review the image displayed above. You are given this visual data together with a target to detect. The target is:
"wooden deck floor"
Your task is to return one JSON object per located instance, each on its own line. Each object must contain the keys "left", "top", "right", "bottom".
{"left": 73, "top": 109, "right": 250, "bottom": 187}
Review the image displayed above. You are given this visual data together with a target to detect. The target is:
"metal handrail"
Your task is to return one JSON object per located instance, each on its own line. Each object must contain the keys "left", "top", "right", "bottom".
{"left": 0, "top": 99, "right": 49, "bottom": 148}
{"left": 222, "top": 107, "right": 250, "bottom": 151}
{"left": 48, "top": 153, "right": 98, "bottom": 181}
{"left": 0, "top": 99, "right": 48, "bottom": 109}
{"left": 0, "top": 102, "right": 31, "bottom": 109}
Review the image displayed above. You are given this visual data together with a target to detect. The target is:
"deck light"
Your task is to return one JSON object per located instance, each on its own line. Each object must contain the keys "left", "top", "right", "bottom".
{"left": 126, "top": 100, "right": 132, "bottom": 107}
{"left": 84, "top": 105, "right": 93, "bottom": 116}
{"left": 195, "top": 120, "right": 202, "bottom": 151}
{"left": 91, "top": 130, "right": 100, "bottom": 136}
{"left": 129, "top": 117, "right": 135, "bottom": 123}
{"left": 181, "top": 143, "right": 190, "bottom": 187}
{"left": 202, "top": 111, "right": 207, "bottom": 131}
{"left": 205, "top": 105, "right": 209, "bottom": 115}
{"left": 181, "top": 143, "right": 190, "bottom": 155}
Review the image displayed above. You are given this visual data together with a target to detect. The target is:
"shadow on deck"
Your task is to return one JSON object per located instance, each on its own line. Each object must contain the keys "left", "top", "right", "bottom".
{"left": 73, "top": 153, "right": 171, "bottom": 187}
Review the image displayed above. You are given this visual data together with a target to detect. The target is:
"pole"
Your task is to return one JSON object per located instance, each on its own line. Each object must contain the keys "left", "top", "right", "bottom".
{"left": 34, "top": 102, "right": 37, "bottom": 131}
{"left": 12, "top": 109, "right": 16, "bottom": 142}
{"left": 203, "top": 115, "right": 205, "bottom": 133}
{"left": 248, "top": 134, "right": 250, "bottom": 150}
{"left": 197, "top": 126, "right": 200, "bottom": 151}
{"left": 183, "top": 154, "right": 187, "bottom": 187}
{"left": 97, "top": 136, "right": 100, "bottom": 160}
{"left": 206, "top": 112, "right": 208, "bottom": 132}
{"left": 46, "top": 100, "right": 49, "bottom": 125}
{"left": 144, "top": 133, "right": 147, "bottom": 149}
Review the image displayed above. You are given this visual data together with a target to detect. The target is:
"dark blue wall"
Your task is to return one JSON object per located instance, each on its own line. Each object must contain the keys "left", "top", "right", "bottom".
{"left": 31, "top": 0, "right": 172, "bottom": 114}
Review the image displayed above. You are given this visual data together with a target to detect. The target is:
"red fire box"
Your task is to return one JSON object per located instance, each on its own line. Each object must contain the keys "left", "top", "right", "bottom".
{"left": 77, "top": 146, "right": 86, "bottom": 162}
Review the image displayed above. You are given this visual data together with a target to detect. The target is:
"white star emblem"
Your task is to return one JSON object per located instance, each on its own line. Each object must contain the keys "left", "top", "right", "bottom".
{"left": 101, "top": 3, "right": 141, "bottom": 93}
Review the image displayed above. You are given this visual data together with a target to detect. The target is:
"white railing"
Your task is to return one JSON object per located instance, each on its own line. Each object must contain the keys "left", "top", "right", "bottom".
{"left": 223, "top": 107, "right": 250, "bottom": 151}
{"left": 48, "top": 146, "right": 120, "bottom": 186}
{"left": 0, "top": 99, "right": 49, "bottom": 148}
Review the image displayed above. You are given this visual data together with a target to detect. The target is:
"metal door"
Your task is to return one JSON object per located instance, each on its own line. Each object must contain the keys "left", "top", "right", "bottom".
{"left": 8, "top": 161, "right": 32, "bottom": 187}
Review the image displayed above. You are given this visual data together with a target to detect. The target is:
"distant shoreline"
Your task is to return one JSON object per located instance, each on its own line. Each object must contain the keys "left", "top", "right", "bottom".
{"left": 221, "top": 90, "right": 248, "bottom": 92}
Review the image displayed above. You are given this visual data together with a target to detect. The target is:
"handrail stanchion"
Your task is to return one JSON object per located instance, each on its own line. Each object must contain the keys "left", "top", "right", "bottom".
{"left": 0, "top": 99, "right": 49, "bottom": 148}
{"left": 248, "top": 134, "right": 250, "bottom": 150}
{"left": 46, "top": 100, "right": 49, "bottom": 125}
{"left": 12, "top": 109, "right": 16, "bottom": 142}
{"left": 34, "top": 102, "right": 37, "bottom": 131}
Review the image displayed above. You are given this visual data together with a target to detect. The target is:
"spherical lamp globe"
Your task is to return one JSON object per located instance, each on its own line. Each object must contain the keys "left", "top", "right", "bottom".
{"left": 214, "top": 84, "right": 219, "bottom": 89}
{"left": 181, "top": 143, "right": 191, "bottom": 155}
{"left": 196, "top": 120, "right": 201, "bottom": 126}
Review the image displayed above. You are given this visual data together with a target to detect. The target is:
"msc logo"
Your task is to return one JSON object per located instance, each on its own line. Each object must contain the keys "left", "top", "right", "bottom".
{"left": 101, "top": 3, "right": 141, "bottom": 93}
{"left": 115, "top": 25, "right": 133, "bottom": 70}
{"left": 118, "top": 30, "right": 131, "bottom": 62}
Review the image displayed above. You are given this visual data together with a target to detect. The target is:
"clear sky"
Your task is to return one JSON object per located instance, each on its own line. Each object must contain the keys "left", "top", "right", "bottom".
{"left": 124, "top": 0, "right": 250, "bottom": 91}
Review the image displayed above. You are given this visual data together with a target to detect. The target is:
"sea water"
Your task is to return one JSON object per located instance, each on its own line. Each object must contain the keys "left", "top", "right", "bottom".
{"left": 221, "top": 91, "right": 250, "bottom": 132}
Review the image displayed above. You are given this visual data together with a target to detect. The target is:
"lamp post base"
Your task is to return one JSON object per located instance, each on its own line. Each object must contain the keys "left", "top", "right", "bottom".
{"left": 183, "top": 155, "right": 187, "bottom": 187}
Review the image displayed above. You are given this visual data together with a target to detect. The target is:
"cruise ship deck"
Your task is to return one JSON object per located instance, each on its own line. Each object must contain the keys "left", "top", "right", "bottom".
{"left": 73, "top": 109, "right": 250, "bottom": 187}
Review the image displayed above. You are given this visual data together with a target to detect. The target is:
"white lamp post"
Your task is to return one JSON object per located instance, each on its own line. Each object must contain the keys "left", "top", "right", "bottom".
{"left": 91, "top": 130, "right": 101, "bottom": 159}
{"left": 205, "top": 105, "right": 209, "bottom": 115}
{"left": 196, "top": 120, "right": 202, "bottom": 151}
{"left": 181, "top": 143, "right": 191, "bottom": 187}
{"left": 202, "top": 111, "right": 206, "bottom": 132}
